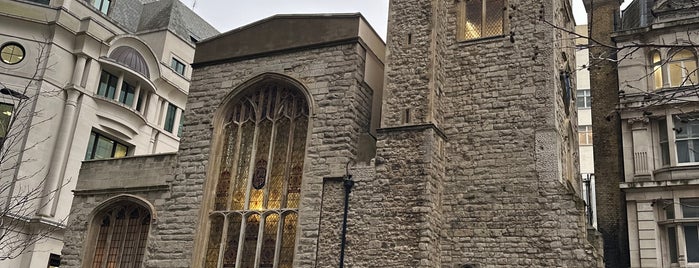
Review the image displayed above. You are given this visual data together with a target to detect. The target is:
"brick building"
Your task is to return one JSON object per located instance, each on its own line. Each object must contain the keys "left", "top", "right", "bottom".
{"left": 62, "top": 0, "right": 605, "bottom": 267}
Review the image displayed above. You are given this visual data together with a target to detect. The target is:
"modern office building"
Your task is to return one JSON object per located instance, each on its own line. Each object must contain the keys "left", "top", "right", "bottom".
{"left": 0, "top": 0, "right": 217, "bottom": 266}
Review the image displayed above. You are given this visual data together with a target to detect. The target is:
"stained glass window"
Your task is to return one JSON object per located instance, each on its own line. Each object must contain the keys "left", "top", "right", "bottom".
{"left": 90, "top": 201, "right": 151, "bottom": 268}
{"left": 205, "top": 81, "right": 308, "bottom": 268}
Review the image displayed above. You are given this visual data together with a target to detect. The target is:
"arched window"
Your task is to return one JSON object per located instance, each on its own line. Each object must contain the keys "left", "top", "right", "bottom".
{"left": 89, "top": 201, "right": 151, "bottom": 268}
{"left": 205, "top": 81, "right": 309, "bottom": 268}
{"left": 651, "top": 51, "right": 663, "bottom": 90}
{"left": 668, "top": 49, "right": 698, "bottom": 87}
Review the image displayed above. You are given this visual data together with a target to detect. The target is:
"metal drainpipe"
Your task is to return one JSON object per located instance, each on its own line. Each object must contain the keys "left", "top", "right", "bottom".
{"left": 339, "top": 161, "right": 354, "bottom": 268}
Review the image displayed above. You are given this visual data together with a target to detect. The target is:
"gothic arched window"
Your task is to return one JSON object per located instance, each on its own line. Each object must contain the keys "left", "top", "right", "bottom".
{"left": 205, "top": 81, "right": 309, "bottom": 268}
{"left": 89, "top": 201, "right": 151, "bottom": 268}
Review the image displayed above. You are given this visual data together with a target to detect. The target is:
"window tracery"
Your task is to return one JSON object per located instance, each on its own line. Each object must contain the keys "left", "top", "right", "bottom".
{"left": 205, "top": 81, "right": 308, "bottom": 268}
{"left": 90, "top": 201, "right": 151, "bottom": 268}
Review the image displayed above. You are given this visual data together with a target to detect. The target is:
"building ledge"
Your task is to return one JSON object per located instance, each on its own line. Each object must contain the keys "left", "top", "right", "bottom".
{"left": 621, "top": 178, "right": 699, "bottom": 189}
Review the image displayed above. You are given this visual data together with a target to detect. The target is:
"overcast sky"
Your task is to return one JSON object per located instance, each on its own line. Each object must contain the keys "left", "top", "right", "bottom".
{"left": 182, "top": 0, "right": 594, "bottom": 41}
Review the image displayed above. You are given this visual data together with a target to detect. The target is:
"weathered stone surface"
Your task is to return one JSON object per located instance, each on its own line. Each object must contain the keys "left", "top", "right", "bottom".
{"left": 61, "top": 154, "right": 176, "bottom": 268}
{"left": 63, "top": 1, "right": 604, "bottom": 267}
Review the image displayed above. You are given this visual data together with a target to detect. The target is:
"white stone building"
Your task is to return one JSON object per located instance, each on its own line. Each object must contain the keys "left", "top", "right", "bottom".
{"left": 615, "top": 0, "right": 699, "bottom": 266}
{"left": 0, "top": 0, "right": 217, "bottom": 267}
{"left": 576, "top": 24, "right": 597, "bottom": 229}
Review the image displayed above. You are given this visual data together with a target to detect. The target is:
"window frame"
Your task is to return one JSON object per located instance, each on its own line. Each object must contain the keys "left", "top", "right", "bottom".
{"left": 85, "top": 131, "right": 130, "bottom": 160}
{"left": 163, "top": 103, "right": 177, "bottom": 133}
{"left": 85, "top": 200, "right": 152, "bottom": 268}
{"left": 654, "top": 115, "right": 699, "bottom": 167}
{"left": 170, "top": 57, "right": 186, "bottom": 76}
{"left": 576, "top": 89, "right": 591, "bottom": 109}
{"left": 578, "top": 125, "right": 593, "bottom": 146}
{"left": 0, "top": 103, "right": 15, "bottom": 150}
{"left": 97, "top": 71, "right": 118, "bottom": 100}
{"left": 650, "top": 50, "right": 664, "bottom": 90}
{"left": 118, "top": 81, "right": 136, "bottom": 106}
{"left": 91, "top": 0, "right": 112, "bottom": 15}
{"left": 0, "top": 42, "right": 25, "bottom": 65}
{"left": 667, "top": 49, "right": 698, "bottom": 88}
{"left": 457, "top": 0, "right": 507, "bottom": 41}
{"left": 658, "top": 198, "right": 699, "bottom": 266}
{"left": 202, "top": 81, "right": 309, "bottom": 268}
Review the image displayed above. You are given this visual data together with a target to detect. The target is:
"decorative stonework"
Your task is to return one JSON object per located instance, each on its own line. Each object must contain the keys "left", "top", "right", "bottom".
{"left": 628, "top": 116, "right": 650, "bottom": 130}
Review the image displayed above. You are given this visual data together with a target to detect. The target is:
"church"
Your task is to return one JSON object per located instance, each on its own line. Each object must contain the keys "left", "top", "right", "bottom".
{"left": 61, "top": 0, "right": 604, "bottom": 267}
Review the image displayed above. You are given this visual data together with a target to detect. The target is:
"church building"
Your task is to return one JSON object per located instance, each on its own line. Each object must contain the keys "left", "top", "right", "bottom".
{"left": 62, "top": 0, "right": 604, "bottom": 267}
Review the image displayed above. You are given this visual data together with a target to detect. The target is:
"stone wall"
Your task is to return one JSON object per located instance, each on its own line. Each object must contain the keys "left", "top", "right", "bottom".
{"left": 341, "top": 0, "right": 604, "bottom": 266}
{"left": 61, "top": 153, "right": 176, "bottom": 267}
{"left": 147, "top": 41, "right": 377, "bottom": 267}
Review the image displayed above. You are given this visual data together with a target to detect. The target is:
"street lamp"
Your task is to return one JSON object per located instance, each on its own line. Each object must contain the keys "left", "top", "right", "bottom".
{"left": 339, "top": 160, "right": 354, "bottom": 268}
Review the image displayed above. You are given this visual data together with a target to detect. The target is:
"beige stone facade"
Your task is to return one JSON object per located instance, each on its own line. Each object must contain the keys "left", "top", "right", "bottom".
{"left": 0, "top": 0, "right": 216, "bottom": 267}
{"left": 62, "top": 0, "right": 605, "bottom": 267}
{"left": 614, "top": 0, "right": 699, "bottom": 266}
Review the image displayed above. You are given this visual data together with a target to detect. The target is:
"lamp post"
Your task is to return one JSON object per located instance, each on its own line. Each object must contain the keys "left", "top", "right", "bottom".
{"left": 339, "top": 161, "right": 354, "bottom": 268}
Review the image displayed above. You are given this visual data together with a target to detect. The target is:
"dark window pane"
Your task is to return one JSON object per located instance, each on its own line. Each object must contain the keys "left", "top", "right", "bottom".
{"left": 119, "top": 82, "right": 135, "bottom": 106}
{"left": 97, "top": 71, "right": 110, "bottom": 97}
{"left": 164, "top": 104, "right": 177, "bottom": 132}
{"left": 85, "top": 132, "right": 97, "bottom": 159}
{"left": 107, "top": 74, "right": 117, "bottom": 99}
{"left": 177, "top": 116, "right": 184, "bottom": 137}
{"left": 682, "top": 199, "right": 699, "bottom": 218}
{"left": 678, "top": 140, "right": 690, "bottom": 163}
{"left": 85, "top": 132, "right": 129, "bottom": 160}
{"left": 685, "top": 225, "right": 699, "bottom": 262}
{"left": 659, "top": 120, "right": 668, "bottom": 141}
{"left": 136, "top": 93, "right": 144, "bottom": 112}
{"left": 0, "top": 103, "right": 13, "bottom": 139}
{"left": 99, "top": 0, "right": 111, "bottom": 14}
{"left": 171, "top": 58, "right": 186, "bottom": 75}
{"left": 97, "top": 71, "right": 118, "bottom": 99}
{"left": 663, "top": 199, "right": 675, "bottom": 220}
{"left": 669, "top": 226, "right": 678, "bottom": 263}
{"left": 661, "top": 142, "right": 670, "bottom": 166}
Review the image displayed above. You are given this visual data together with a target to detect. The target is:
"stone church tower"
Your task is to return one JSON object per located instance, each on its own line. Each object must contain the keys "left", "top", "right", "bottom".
{"left": 62, "top": 0, "right": 604, "bottom": 267}
{"left": 347, "top": 0, "right": 604, "bottom": 266}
